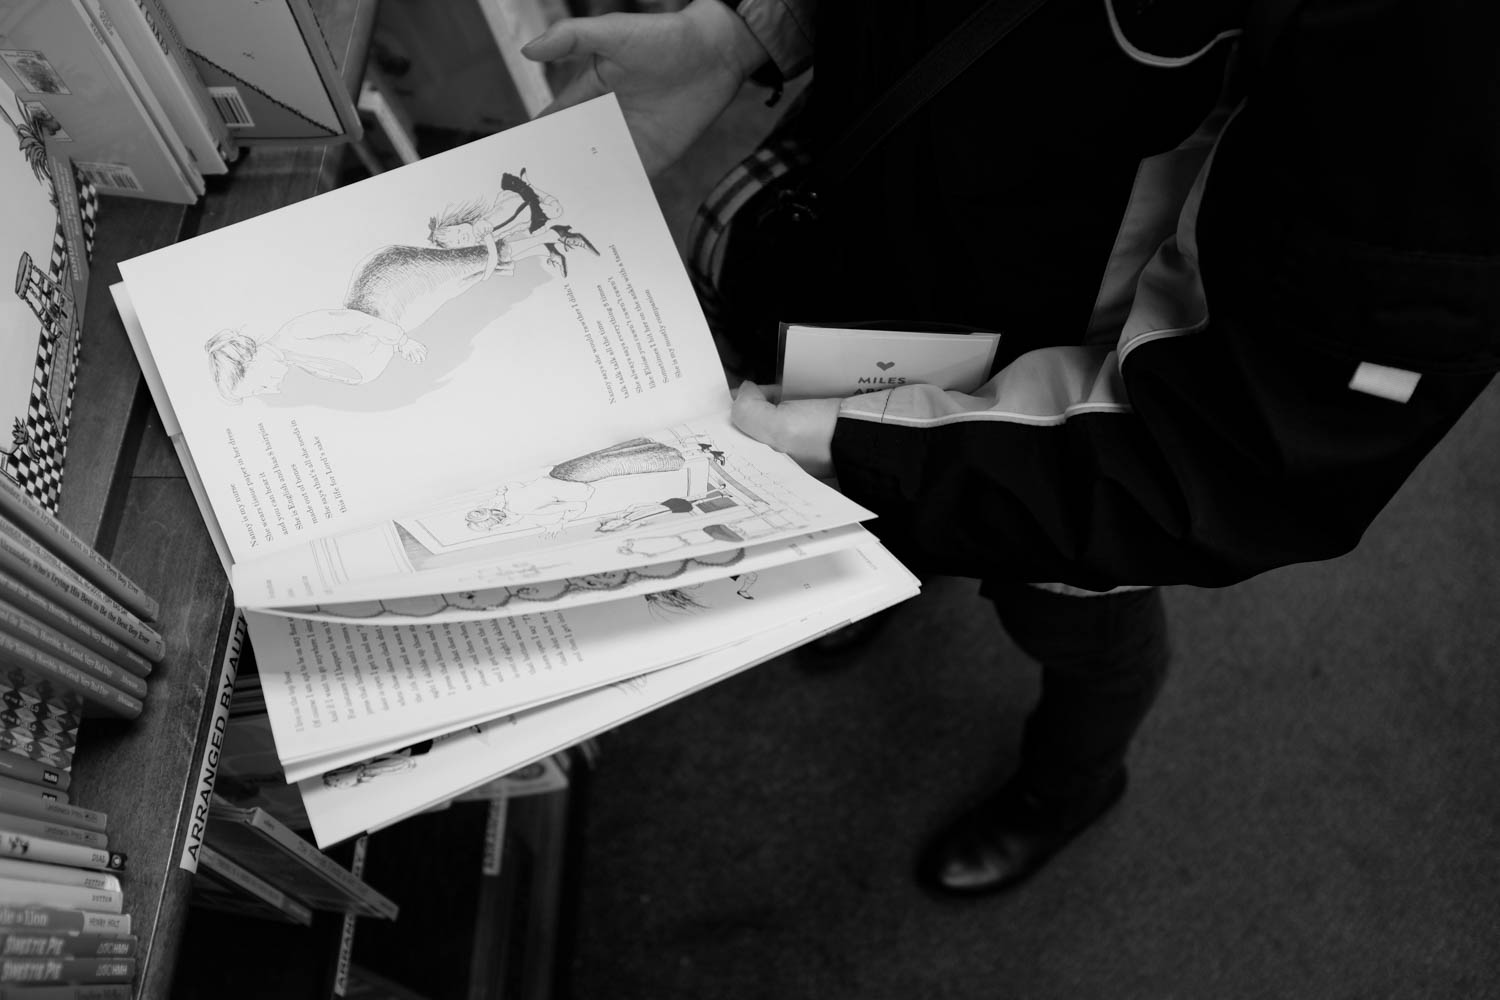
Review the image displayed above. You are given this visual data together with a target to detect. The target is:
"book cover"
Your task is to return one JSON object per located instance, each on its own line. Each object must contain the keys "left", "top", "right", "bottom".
{"left": 72, "top": 0, "right": 204, "bottom": 197}
{"left": 0, "top": 76, "right": 92, "bottom": 514}
{"left": 0, "top": 1, "right": 198, "bottom": 203}
{"left": 204, "top": 798, "right": 396, "bottom": 919}
{"left": 93, "top": 0, "right": 228, "bottom": 175}
{"left": 158, "top": 0, "right": 361, "bottom": 144}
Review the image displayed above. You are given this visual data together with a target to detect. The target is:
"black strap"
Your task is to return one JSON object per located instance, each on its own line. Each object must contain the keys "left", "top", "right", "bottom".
{"left": 811, "top": 0, "right": 1055, "bottom": 191}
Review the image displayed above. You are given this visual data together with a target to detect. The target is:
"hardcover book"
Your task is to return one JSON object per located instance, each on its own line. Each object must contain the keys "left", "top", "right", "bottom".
{"left": 156, "top": 0, "right": 362, "bottom": 145}
{"left": 92, "top": 0, "right": 231, "bottom": 175}
{"left": 0, "top": 0, "right": 199, "bottom": 203}
{"left": 0, "top": 76, "right": 94, "bottom": 512}
{"left": 113, "top": 96, "right": 919, "bottom": 837}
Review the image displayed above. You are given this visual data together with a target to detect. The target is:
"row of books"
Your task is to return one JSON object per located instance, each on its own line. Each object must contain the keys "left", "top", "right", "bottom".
{"left": 0, "top": 0, "right": 363, "bottom": 205}
{"left": 0, "top": 474, "right": 164, "bottom": 800}
{"left": 0, "top": 781, "right": 136, "bottom": 997}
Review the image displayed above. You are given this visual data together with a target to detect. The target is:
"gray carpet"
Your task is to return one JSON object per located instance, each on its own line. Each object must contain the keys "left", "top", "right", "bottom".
{"left": 565, "top": 92, "right": 1500, "bottom": 997}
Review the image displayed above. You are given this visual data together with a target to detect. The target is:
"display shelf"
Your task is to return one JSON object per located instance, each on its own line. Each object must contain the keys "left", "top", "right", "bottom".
{"left": 49, "top": 4, "right": 378, "bottom": 996}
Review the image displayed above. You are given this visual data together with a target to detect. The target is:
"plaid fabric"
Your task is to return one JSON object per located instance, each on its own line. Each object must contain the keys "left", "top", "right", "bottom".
{"left": 686, "top": 134, "right": 810, "bottom": 339}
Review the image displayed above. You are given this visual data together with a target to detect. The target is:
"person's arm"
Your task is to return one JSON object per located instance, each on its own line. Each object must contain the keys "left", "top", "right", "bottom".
{"left": 738, "top": 0, "right": 1500, "bottom": 590}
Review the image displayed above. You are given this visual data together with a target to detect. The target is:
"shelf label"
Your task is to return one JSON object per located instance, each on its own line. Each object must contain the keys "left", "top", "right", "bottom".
{"left": 179, "top": 610, "right": 246, "bottom": 872}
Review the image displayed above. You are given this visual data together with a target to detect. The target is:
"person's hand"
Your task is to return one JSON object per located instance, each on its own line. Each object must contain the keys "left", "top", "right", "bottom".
{"left": 731, "top": 381, "right": 839, "bottom": 479}
{"left": 521, "top": 0, "right": 769, "bottom": 176}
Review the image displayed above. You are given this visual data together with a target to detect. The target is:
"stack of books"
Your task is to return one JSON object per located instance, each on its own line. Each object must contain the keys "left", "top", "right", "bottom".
{"left": 0, "top": 787, "right": 136, "bottom": 998}
{"left": 0, "top": 478, "right": 163, "bottom": 763}
{"left": 0, "top": 0, "right": 363, "bottom": 205}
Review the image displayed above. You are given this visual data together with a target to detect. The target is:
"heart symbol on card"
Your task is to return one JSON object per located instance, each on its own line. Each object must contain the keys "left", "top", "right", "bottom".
{"left": 876, "top": 361, "right": 896, "bottom": 371}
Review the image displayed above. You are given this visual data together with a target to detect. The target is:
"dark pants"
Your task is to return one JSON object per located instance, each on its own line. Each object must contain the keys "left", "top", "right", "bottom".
{"left": 980, "top": 582, "right": 1171, "bottom": 816}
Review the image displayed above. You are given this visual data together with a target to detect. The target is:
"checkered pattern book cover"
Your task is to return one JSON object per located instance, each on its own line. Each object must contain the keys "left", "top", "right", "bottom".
{"left": 2, "top": 95, "right": 98, "bottom": 515}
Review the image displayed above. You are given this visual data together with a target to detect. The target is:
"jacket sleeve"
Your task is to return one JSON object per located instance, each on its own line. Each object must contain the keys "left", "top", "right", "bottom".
{"left": 828, "top": 0, "right": 1500, "bottom": 590}
{"left": 734, "top": 0, "right": 815, "bottom": 79}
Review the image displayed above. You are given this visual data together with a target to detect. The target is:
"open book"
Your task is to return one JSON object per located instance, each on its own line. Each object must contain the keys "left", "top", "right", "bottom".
{"left": 112, "top": 96, "right": 919, "bottom": 844}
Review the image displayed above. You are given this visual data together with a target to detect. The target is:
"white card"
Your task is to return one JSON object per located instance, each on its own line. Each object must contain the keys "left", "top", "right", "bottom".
{"left": 778, "top": 325, "right": 1002, "bottom": 400}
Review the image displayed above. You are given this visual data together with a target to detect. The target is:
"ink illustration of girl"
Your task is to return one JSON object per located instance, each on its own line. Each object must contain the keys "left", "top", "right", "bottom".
{"left": 205, "top": 170, "right": 599, "bottom": 404}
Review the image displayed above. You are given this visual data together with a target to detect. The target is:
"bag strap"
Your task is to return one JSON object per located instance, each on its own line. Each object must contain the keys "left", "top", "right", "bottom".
{"left": 807, "top": 0, "right": 1055, "bottom": 195}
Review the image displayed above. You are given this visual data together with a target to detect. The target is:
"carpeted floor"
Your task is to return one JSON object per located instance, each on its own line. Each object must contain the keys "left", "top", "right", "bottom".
{"left": 562, "top": 90, "right": 1500, "bottom": 1000}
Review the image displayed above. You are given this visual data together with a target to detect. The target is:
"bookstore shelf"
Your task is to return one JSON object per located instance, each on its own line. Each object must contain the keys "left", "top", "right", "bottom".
{"left": 51, "top": 4, "right": 378, "bottom": 997}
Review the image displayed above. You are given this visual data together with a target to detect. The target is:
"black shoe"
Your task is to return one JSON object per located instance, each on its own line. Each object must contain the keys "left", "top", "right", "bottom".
{"left": 915, "top": 768, "right": 1128, "bottom": 897}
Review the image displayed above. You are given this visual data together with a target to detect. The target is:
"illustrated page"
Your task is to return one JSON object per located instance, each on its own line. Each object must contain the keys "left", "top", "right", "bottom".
{"left": 252, "top": 546, "right": 909, "bottom": 782}
{"left": 296, "top": 544, "right": 919, "bottom": 846}
{"left": 275, "top": 524, "right": 870, "bottom": 626}
{"left": 230, "top": 414, "right": 873, "bottom": 607}
{"left": 117, "top": 96, "right": 729, "bottom": 569}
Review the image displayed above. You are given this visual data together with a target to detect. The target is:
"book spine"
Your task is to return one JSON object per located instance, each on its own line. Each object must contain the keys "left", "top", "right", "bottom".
{"left": 0, "top": 908, "right": 127, "bottom": 936}
{"left": 0, "top": 741, "right": 67, "bottom": 775}
{"left": 0, "top": 599, "right": 149, "bottom": 701}
{"left": 0, "top": 759, "right": 66, "bottom": 797}
{"left": 76, "top": 0, "right": 205, "bottom": 197}
{"left": 0, "top": 478, "right": 157, "bottom": 624}
{"left": 0, "top": 573, "right": 152, "bottom": 680}
{"left": 0, "top": 689, "right": 79, "bottom": 732}
{"left": 133, "top": 0, "right": 236, "bottom": 159}
{"left": 0, "top": 521, "right": 163, "bottom": 663}
{"left": 196, "top": 845, "right": 313, "bottom": 926}
{"left": 0, "top": 816, "right": 103, "bottom": 852}
{"left": 0, "top": 832, "right": 123, "bottom": 874}
{"left": 0, "top": 956, "right": 134, "bottom": 984}
{"left": 0, "top": 932, "right": 136, "bottom": 959}
{"left": 0, "top": 797, "right": 103, "bottom": 836}
{"left": 0, "top": 983, "right": 133, "bottom": 999}
{"left": 0, "top": 782, "right": 63, "bottom": 809}
{"left": 0, "top": 633, "right": 144, "bottom": 720}
{"left": 0, "top": 880, "right": 121, "bottom": 918}
{"left": 0, "top": 859, "right": 118, "bottom": 894}
{"left": 0, "top": 706, "right": 78, "bottom": 745}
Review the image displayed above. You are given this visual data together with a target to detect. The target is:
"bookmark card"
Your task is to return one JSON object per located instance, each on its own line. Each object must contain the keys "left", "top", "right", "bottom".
{"left": 777, "top": 324, "right": 1001, "bottom": 401}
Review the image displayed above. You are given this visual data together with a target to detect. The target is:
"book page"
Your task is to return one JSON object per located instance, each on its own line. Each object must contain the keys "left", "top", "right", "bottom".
{"left": 231, "top": 414, "right": 873, "bottom": 607}
{"left": 276, "top": 524, "right": 869, "bottom": 626}
{"left": 297, "top": 544, "right": 919, "bottom": 846}
{"left": 117, "top": 96, "right": 729, "bottom": 568}
{"left": 253, "top": 546, "right": 911, "bottom": 782}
